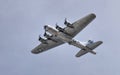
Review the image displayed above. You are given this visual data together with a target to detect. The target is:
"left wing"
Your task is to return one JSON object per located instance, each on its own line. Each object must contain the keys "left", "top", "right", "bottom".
{"left": 31, "top": 39, "right": 64, "bottom": 54}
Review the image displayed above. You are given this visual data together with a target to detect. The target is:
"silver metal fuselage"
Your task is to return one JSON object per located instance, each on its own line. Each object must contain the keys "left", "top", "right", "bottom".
{"left": 44, "top": 25, "right": 72, "bottom": 43}
{"left": 45, "top": 25, "right": 97, "bottom": 54}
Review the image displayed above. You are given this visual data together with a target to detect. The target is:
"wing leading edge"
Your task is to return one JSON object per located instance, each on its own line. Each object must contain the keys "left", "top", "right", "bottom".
{"left": 64, "top": 13, "right": 96, "bottom": 37}
{"left": 31, "top": 39, "right": 64, "bottom": 54}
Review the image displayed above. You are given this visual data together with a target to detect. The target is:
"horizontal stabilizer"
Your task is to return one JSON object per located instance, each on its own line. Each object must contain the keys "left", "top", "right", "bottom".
{"left": 75, "top": 41, "right": 103, "bottom": 57}
{"left": 87, "top": 41, "right": 103, "bottom": 50}
{"left": 76, "top": 49, "right": 88, "bottom": 57}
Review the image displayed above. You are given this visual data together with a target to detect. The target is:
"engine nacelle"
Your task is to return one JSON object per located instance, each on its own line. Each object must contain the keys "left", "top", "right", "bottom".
{"left": 38, "top": 36, "right": 48, "bottom": 44}
{"left": 44, "top": 32, "right": 53, "bottom": 40}
{"left": 56, "top": 25, "right": 64, "bottom": 32}
{"left": 64, "top": 18, "right": 74, "bottom": 28}
{"left": 44, "top": 25, "right": 58, "bottom": 36}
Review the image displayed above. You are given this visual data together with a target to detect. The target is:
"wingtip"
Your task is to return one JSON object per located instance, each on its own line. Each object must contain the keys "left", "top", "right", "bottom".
{"left": 31, "top": 50, "right": 39, "bottom": 54}
{"left": 99, "top": 41, "right": 103, "bottom": 44}
{"left": 90, "top": 13, "right": 96, "bottom": 18}
{"left": 75, "top": 55, "right": 80, "bottom": 58}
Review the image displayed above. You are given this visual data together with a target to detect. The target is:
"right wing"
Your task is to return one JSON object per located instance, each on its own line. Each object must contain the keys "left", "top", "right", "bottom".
{"left": 64, "top": 13, "right": 96, "bottom": 37}
{"left": 31, "top": 39, "right": 64, "bottom": 54}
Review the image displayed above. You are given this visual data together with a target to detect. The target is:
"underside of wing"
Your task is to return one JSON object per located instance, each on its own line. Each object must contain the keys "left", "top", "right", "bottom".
{"left": 75, "top": 49, "right": 88, "bottom": 57}
{"left": 64, "top": 13, "right": 96, "bottom": 37}
{"left": 31, "top": 39, "right": 64, "bottom": 54}
{"left": 87, "top": 41, "right": 103, "bottom": 50}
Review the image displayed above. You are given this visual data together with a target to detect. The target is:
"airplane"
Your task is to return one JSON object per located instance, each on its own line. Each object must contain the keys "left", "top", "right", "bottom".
{"left": 31, "top": 13, "right": 103, "bottom": 57}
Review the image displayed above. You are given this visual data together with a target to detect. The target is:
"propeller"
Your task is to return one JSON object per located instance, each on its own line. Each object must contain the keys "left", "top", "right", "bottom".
{"left": 38, "top": 35, "right": 42, "bottom": 41}
{"left": 38, "top": 34, "right": 48, "bottom": 44}
{"left": 44, "top": 25, "right": 47, "bottom": 30}
{"left": 55, "top": 23, "right": 59, "bottom": 29}
{"left": 44, "top": 31, "right": 47, "bottom": 36}
{"left": 64, "top": 18, "right": 73, "bottom": 28}
{"left": 64, "top": 18, "right": 67, "bottom": 25}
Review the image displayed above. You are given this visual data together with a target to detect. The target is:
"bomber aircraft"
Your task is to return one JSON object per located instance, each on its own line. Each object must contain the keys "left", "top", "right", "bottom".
{"left": 31, "top": 13, "right": 103, "bottom": 57}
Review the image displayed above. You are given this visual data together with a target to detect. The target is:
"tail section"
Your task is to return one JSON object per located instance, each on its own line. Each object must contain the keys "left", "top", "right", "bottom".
{"left": 75, "top": 41, "right": 103, "bottom": 57}
{"left": 86, "top": 41, "right": 103, "bottom": 50}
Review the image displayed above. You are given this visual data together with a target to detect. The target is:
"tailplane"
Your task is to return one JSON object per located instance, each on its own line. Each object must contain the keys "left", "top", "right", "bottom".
{"left": 86, "top": 40, "right": 103, "bottom": 50}
{"left": 76, "top": 40, "right": 103, "bottom": 57}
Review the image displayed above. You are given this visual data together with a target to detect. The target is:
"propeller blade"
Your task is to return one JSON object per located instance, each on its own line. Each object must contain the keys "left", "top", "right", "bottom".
{"left": 44, "top": 25, "right": 47, "bottom": 30}
{"left": 44, "top": 32, "right": 46, "bottom": 36}
{"left": 55, "top": 23, "right": 58, "bottom": 29}
{"left": 64, "top": 18, "right": 67, "bottom": 24}
{"left": 38, "top": 35, "right": 41, "bottom": 41}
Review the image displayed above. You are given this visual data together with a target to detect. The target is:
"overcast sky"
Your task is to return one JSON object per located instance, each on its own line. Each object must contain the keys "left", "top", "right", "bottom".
{"left": 0, "top": 0, "right": 120, "bottom": 75}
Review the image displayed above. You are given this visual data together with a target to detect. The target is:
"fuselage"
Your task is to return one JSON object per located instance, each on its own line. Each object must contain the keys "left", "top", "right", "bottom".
{"left": 44, "top": 25, "right": 72, "bottom": 43}
{"left": 44, "top": 25, "right": 97, "bottom": 54}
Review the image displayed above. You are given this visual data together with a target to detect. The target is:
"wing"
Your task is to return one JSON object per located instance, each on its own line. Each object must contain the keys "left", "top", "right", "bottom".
{"left": 31, "top": 39, "right": 64, "bottom": 54}
{"left": 64, "top": 13, "right": 96, "bottom": 37}
{"left": 75, "top": 41, "right": 103, "bottom": 57}
{"left": 75, "top": 49, "right": 88, "bottom": 57}
{"left": 87, "top": 41, "right": 103, "bottom": 50}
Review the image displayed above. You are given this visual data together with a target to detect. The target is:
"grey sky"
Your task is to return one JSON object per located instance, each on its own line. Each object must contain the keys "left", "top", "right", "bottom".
{"left": 0, "top": 0, "right": 120, "bottom": 75}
